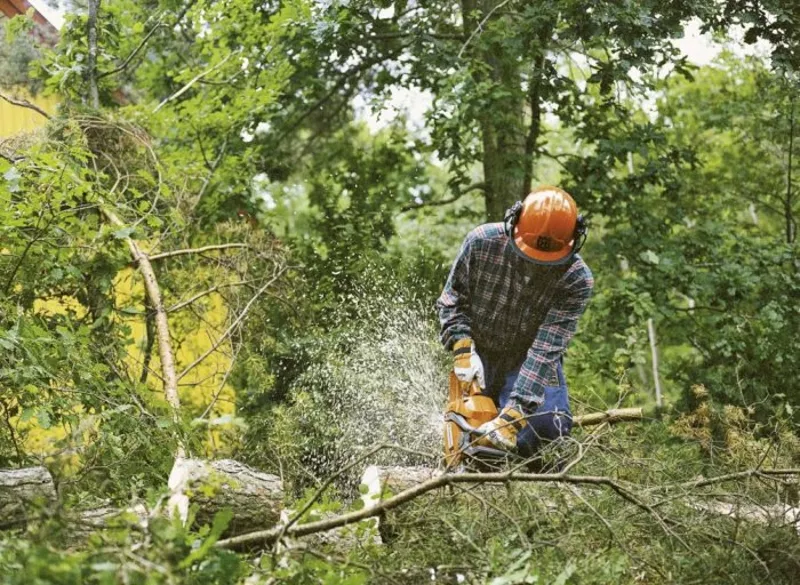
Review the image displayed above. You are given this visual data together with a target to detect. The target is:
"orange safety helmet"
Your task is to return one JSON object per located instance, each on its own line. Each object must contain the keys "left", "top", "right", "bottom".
{"left": 504, "top": 186, "right": 587, "bottom": 265}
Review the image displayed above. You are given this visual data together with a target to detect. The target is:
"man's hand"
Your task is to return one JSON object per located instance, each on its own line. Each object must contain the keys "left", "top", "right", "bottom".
{"left": 453, "top": 338, "right": 485, "bottom": 389}
{"left": 475, "top": 406, "right": 527, "bottom": 452}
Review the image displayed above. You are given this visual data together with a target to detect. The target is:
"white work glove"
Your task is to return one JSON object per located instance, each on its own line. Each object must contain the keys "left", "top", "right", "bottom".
{"left": 452, "top": 338, "right": 485, "bottom": 389}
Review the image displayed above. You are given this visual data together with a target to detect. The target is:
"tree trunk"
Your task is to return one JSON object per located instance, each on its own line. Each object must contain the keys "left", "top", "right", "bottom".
{"left": 167, "top": 458, "right": 283, "bottom": 536}
{"left": 461, "top": 0, "right": 551, "bottom": 220}
{"left": 1, "top": 460, "right": 283, "bottom": 538}
{"left": 0, "top": 466, "right": 56, "bottom": 529}
{"left": 87, "top": 0, "right": 100, "bottom": 108}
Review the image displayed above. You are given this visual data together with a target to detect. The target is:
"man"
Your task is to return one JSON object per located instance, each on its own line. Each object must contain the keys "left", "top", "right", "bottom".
{"left": 436, "top": 186, "right": 593, "bottom": 457}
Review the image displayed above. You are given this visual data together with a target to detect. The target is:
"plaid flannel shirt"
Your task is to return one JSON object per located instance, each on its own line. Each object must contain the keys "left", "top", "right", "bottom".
{"left": 436, "top": 223, "right": 593, "bottom": 413}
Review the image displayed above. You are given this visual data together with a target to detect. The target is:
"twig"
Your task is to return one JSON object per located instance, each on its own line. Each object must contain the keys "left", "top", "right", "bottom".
{"left": 197, "top": 343, "right": 241, "bottom": 421}
{"left": 0, "top": 92, "right": 50, "bottom": 119}
{"left": 671, "top": 469, "right": 800, "bottom": 492}
{"left": 166, "top": 279, "right": 256, "bottom": 313}
{"left": 452, "top": 483, "right": 528, "bottom": 545}
{"left": 176, "top": 269, "right": 286, "bottom": 381}
{"left": 153, "top": 51, "right": 238, "bottom": 113}
{"left": 400, "top": 182, "right": 486, "bottom": 213}
{"left": 147, "top": 243, "right": 249, "bottom": 261}
{"left": 0, "top": 151, "right": 23, "bottom": 163}
{"left": 280, "top": 444, "right": 390, "bottom": 536}
{"left": 457, "top": 0, "right": 513, "bottom": 59}
{"left": 99, "top": 19, "right": 165, "bottom": 79}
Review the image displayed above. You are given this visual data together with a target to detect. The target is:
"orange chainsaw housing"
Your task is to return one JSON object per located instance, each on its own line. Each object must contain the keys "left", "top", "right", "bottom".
{"left": 443, "top": 371, "right": 498, "bottom": 468}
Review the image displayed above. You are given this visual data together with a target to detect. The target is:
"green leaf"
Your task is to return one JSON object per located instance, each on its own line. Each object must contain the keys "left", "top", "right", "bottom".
{"left": 639, "top": 250, "right": 660, "bottom": 265}
{"left": 178, "top": 508, "right": 233, "bottom": 569}
{"left": 112, "top": 227, "right": 135, "bottom": 239}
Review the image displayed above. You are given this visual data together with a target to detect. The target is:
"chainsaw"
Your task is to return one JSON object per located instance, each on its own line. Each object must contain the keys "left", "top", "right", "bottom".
{"left": 443, "top": 371, "right": 513, "bottom": 470}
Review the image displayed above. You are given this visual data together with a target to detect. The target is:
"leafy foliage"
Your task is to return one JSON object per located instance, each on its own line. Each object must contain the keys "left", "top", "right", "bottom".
{"left": 1, "top": 0, "right": 800, "bottom": 583}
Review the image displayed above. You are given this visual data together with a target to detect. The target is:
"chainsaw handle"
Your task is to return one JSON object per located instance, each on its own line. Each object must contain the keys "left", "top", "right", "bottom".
{"left": 461, "top": 378, "right": 483, "bottom": 396}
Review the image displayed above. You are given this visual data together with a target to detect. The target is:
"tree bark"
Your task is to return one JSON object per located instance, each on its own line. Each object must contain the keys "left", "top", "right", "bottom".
{"left": 87, "top": 0, "right": 101, "bottom": 108}
{"left": 0, "top": 466, "right": 56, "bottom": 529}
{"left": 461, "top": 0, "right": 552, "bottom": 220}
{"left": 786, "top": 95, "right": 795, "bottom": 244}
{"left": 167, "top": 458, "right": 283, "bottom": 536}
{"left": 1, "top": 461, "right": 283, "bottom": 538}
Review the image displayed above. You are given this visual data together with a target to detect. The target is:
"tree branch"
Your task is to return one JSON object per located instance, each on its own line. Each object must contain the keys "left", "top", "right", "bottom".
{"left": 153, "top": 51, "right": 238, "bottom": 113}
{"left": 217, "top": 465, "right": 800, "bottom": 552}
{"left": 98, "top": 19, "right": 164, "bottom": 79}
{"left": 458, "top": 0, "right": 513, "bottom": 59}
{"left": 217, "top": 469, "right": 652, "bottom": 550}
{"left": 87, "top": 0, "right": 101, "bottom": 108}
{"left": 147, "top": 243, "right": 249, "bottom": 262}
{"left": 101, "top": 205, "right": 182, "bottom": 455}
{"left": 176, "top": 268, "right": 286, "bottom": 381}
{"left": 785, "top": 95, "right": 795, "bottom": 244}
{"left": 0, "top": 92, "right": 51, "bottom": 119}
{"left": 166, "top": 279, "right": 256, "bottom": 313}
{"left": 400, "top": 182, "right": 485, "bottom": 212}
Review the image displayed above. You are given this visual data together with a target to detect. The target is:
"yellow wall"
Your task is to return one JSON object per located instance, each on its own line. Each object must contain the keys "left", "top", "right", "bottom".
{"left": 21, "top": 268, "right": 237, "bottom": 462}
{"left": 0, "top": 87, "right": 57, "bottom": 137}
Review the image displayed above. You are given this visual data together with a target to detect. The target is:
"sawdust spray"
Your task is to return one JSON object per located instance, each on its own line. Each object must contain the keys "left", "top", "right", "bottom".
{"left": 281, "top": 299, "right": 448, "bottom": 485}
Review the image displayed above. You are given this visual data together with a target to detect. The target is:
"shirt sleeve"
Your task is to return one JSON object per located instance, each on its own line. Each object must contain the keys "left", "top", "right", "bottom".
{"left": 510, "top": 266, "right": 594, "bottom": 412}
{"left": 436, "top": 233, "right": 474, "bottom": 350}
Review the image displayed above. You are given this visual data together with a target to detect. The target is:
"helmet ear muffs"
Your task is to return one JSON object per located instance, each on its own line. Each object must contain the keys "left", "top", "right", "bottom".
{"left": 573, "top": 214, "right": 588, "bottom": 254}
{"left": 503, "top": 201, "right": 523, "bottom": 236}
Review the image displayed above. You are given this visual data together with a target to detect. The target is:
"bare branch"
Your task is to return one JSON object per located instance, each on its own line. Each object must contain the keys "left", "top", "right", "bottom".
{"left": 217, "top": 469, "right": 660, "bottom": 550}
{"left": 671, "top": 468, "right": 800, "bottom": 492}
{"left": 87, "top": 0, "right": 100, "bottom": 108}
{"left": 101, "top": 205, "right": 182, "bottom": 456}
{"left": 99, "top": 19, "right": 165, "bottom": 80}
{"left": 153, "top": 51, "right": 239, "bottom": 113}
{"left": 176, "top": 268, "right": 287, "bottom": 381}
{"left": 0, "top": 92, "right": 51, "bottom": 119}
{"left": 166, "top": 279, "right": 256, "bottom": 313}
{"left": 458, "top": 0, "right": 514, "bottom": 59}
{"left": 572, "top": 408, "right": 643, "bottom": 427}
{"left": 400, "top": 182, "right": 486, "bottom": 213}
{"left": 147, "top": 243, "right": 249, "bottom": 262}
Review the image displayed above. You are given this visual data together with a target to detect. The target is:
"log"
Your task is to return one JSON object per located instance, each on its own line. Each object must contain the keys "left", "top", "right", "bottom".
{"left": 2, "top": 459, "right": 283, "bottom": 538}
{"left": 70, "top": 505, "right": 150, "bottom": 542}
{"left": 689, "top": 500, "right": 800, "bottom": 534}
{"left": 573, "top": 407, "right": 643, "bottom": 427}
{"left": 167, "top": 458, "right": 283, "bottom": 535}
{"left": 364, "top": 464, "right": 441, "bottom": 496}
{"left": 0, "top": 466, "right": 57, "bottom": 528}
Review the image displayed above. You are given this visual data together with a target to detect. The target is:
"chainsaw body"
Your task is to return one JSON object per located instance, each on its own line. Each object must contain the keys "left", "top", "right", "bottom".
{"left": 443, "top": 371, "right": 510, "bottom": 469}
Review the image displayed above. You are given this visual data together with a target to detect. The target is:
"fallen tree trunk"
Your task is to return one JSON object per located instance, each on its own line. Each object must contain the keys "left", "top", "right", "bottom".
{"left": 689, "top": 500, "right": 800, "bottom": 534}
{"left": 0, "top": 466, "right": 57, "bottom": 529}
{"left": 1, "top": 459, "right": 282, "bottom": 538}
{"left": 168, "top": 458, "right": 283, "bottom": 535}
